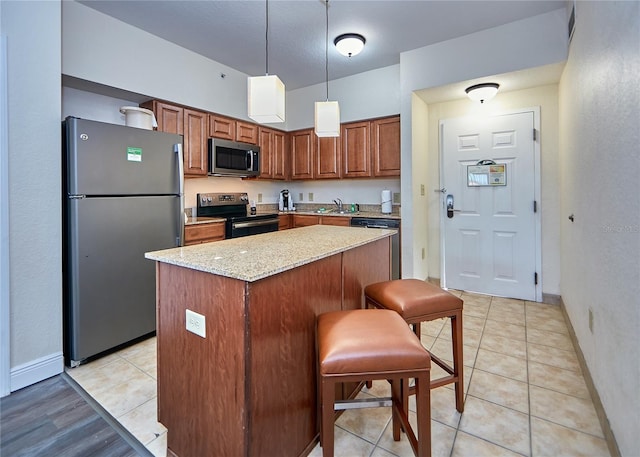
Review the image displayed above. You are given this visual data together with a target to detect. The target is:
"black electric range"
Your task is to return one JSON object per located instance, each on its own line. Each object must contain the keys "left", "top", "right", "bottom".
{"left": 196, "top": 192, "right": 279, "bottom": 239}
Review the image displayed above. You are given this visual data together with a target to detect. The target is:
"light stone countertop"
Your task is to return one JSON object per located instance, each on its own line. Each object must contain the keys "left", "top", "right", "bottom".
{"left": 145, "top": 225, "right": 395, "bottom": 282}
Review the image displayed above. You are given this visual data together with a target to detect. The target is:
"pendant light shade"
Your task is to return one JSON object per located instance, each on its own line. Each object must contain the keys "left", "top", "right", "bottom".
{"left": 315, "top": 0, "right": 340, "bottom": 137}
{"left": 248, "top": 0, "right": 285, "bottom": 123}
{"left": 315, "top": 101, "right": 340, "bottom": 137}
{"left": 248, "top": 74, "right": 285, "bottom": 123}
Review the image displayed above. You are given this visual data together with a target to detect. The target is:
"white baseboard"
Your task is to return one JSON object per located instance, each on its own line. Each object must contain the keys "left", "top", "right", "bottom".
{"left": 11, "top": 352, "right": 64, "bottom": 392}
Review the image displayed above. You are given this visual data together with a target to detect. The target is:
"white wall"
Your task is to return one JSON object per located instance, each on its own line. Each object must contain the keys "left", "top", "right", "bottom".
{"left": 2, "top": 0, "right": 63, "bottom": 391}
{"left": 399, "top": 9, "right": 567, "bottom": 280}
{"left": 424, "top": 84, "right": 561, "bottom": 295}
{"left": 558, "top": 2, "right": 639, "bottom": 455}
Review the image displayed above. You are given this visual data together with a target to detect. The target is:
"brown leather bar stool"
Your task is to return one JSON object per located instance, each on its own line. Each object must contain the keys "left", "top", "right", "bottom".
{"left": 317, "top": 309, "right": 431, "bottom": 457}
{"left": 365, "top": 279, "right": 464, "bottom": 413}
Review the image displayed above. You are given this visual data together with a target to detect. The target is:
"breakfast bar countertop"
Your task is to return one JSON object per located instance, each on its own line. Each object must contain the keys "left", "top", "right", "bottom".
{"left": 145, "top": 224, "right": 395, "bottom": 282}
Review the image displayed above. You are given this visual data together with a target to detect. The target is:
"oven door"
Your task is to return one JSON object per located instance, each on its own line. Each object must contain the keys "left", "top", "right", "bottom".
{"left": 227, "top": 216, "right": 279, "bottom": 238}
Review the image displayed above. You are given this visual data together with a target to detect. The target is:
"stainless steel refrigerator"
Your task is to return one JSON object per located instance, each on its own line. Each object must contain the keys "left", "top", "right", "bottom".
{"left": 63, "top": 117, "right": 184, "bottom": 366}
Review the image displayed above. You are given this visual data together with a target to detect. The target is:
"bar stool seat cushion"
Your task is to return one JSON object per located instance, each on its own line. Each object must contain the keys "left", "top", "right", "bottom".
{"left": 365, "top": 279, "right": 462, "bottom": 320}
{"left": 318, "top": 309, "right": 430, "bottom": 376}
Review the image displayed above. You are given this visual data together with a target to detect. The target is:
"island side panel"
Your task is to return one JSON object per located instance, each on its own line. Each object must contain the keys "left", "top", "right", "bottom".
{"left": 247, "top": 254, "right": 343, "bottom": 457}
{"left": 342, "top": 237, "right": 391, "bottom": 311}
{"left": 156, "top": 262, "right": 248, "bottom": 457}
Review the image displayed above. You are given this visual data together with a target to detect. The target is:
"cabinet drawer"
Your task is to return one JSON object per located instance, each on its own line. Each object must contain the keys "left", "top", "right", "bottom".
{"left": 293, "top": 215, "right": 320, "bottom": 228}
{"left": 184, "top": 223, "right": 226, "bottom": 245}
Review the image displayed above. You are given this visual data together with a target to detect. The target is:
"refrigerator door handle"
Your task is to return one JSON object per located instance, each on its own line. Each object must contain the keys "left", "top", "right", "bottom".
{"left": 175, "top": 143, "right": 185, "bottom": 246}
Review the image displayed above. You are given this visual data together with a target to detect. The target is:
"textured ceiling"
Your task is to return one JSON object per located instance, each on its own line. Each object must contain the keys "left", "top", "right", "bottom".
{"left": 79, "top": 0, "right": 565, "bottom": 90}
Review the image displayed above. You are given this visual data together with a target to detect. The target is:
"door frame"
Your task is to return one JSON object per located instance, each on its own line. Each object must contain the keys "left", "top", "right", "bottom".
{"left": 1, "top": 36, "right": 10, "bottom": 397}
{"left": 439, "top": 107, "right": 542, "bottom": 302}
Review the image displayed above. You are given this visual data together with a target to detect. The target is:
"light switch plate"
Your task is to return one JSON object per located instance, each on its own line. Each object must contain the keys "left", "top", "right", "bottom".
{"left": 186, "top": 309, "right": 206, "bottom": 338}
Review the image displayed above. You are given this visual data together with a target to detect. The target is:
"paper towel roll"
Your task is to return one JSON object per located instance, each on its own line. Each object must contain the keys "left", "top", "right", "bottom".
{"left": 381, "top": 190, "right": 392, "bottom": 214}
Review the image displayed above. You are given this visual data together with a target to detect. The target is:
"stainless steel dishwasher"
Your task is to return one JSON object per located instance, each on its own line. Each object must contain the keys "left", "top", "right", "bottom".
{"left": 350, "top": 217, "right": 400, "bottom": 280}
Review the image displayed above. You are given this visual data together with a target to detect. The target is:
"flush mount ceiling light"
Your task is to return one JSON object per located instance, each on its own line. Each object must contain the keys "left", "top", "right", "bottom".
{"left": 248, "top": 0, "right": 285, "bottom": 123}
{"left": 315, "top": 0, "right": 340, "bottom": 137}
{"left": 334, "top": 33, "right": 366, "bottom": 57}
{"left": 465, "top": 83, "right": 500, "bottom": 104}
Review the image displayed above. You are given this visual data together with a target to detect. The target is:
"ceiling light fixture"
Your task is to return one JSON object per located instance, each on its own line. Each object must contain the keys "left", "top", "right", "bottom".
{"left": 315, "top": 0, "right": 340, "bottom": 137}
{"left": 334, "top": 33, "right": 366, "bottom": 57}
{"left": 465, "top": 83, "right": 500, "bottom": 103}
{"left": 248, "top": 0, "right": 285, "bottom": 123}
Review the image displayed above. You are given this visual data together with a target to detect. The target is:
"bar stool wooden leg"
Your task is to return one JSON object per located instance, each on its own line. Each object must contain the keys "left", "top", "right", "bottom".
{"left": 321, "top": 378, "right": 335, "bottom": 457}
{"left": 451, "top": 311, "right": 464, "bottom": 413}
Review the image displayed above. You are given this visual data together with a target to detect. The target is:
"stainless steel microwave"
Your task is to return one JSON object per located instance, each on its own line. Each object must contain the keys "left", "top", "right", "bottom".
{"left": 208, "top": 138, "right": 260, "bottom": 177}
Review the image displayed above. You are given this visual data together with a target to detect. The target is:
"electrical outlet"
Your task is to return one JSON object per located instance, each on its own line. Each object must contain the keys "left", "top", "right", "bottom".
{"left": 309, "top": 192, "right": 314, "bottom": 202}
{"left": 420, "top": 184, "right": 425, "bottom": 196}
{"left": 299, "top": 193, "right": 303, "bottom": 201}
{"left": 393, "top": 192, "right": 401, "bottom": 204}
{"left": 186, "top": 309, "right": 206, "bottom": 338}
{"left": 257, "top": 193, "right": 262, "bottom": 203}
{"left": 421, "top": 248, "right": 425, "bottom": 259}
{"left": 588, "top": 308, "right": 594, "bottom": 333}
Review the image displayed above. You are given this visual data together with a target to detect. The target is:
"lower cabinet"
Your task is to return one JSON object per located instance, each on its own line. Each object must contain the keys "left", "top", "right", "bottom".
{"left": 292, "top": 214, "right": 320, "bottom": 228}
{"left": 278, "top": 215, "right": 292, "bottom": 230}
{"left": 184, "top": 223, "right": 225, "bottom": 245}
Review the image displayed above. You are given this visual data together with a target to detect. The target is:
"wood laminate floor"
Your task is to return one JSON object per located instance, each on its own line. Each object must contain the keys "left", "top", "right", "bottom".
{"left": 0, "top": 373, "right": 150, "bottom": 457}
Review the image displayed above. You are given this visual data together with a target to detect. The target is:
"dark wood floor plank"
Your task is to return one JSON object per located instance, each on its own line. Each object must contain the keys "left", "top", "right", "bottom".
{"left": 1, "top": 374, "right": 146, "bottom": 457}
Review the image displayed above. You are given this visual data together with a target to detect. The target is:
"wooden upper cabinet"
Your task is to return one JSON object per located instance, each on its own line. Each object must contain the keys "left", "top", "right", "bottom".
{"left": 371, "top": 116, "right": 400, "bottom": 177}
{"left": 258, "top": 128, "right": 287, "bottom": 180}
{"left": 183, "top": 108, "right": 208, "bottom": 176}
{"left": 290, "top": 129, "right": 314, "bottom": 180}
{"left": 272, "top": 130, "right": 287, "bottom": 180}
{"left": 236, "top": 121, "right": 258, "bottom": 145}
{"left": 142, "top": 101, "right": 207, "bottom": 177}
{"left": 258, "top": 128, "right": 273, "bottom": 179}
{"left": 150, "top": 101, "right": 183, "bottom": 135}
{"left": 209, "top": 115, "right": 236, "bottom": 140}
{"left": 342, "top": 121, "right": 371, "bottom": 178}
{"left": 315, "top": 136, "right": 341, "bottom": 179}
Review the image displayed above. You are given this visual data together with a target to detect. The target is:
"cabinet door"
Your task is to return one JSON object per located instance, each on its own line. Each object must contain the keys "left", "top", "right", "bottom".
{"left": 184, "top": 222, "right": 225, "bottom": 245}
{"left": 258, "top": 128, "right": 273, "bottom": 179}
{"left": 278, "top": 214, "right": 292, "bottom": 230}
{"left": 272, "top": 130, "right": 288, "bottom": 180}
{"left": 209, "top": 115, "right": 236, "bottom": 140}
{"left": 321, "top": 216, "right": 351, "bottom": 227}
{"left": 154, "top": 102, "right": 183, "bottom": 135}
{"left": 183, "top": 109, "right": 208, "bottom": 176}
{"left": 293, "top": 215, "right": 320, "bottom": 227}
{"left": 342, "top": 121, "right": 371, "bottom": 178}
{"left": 315, "top": 136, "right": 341, "bottom": 179}
{"left": 372, "top": 116, "right": 400, "bottom": 177}
{"left": 236, "top": 121, "right": 258, "bottom": 145}
{"left": 290, "top": 129, "right": 314, "bottom": 180}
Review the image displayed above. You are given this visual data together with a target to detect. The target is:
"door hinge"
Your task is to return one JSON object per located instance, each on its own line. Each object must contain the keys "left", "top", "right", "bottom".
{"left": 533, "top": 200, "right": 538, "bottom": 213}
{"left": 534, "top": 272, "right": 539, "bottom": 285}
{"left": 533, "top": 128, "right": 538, "bottom": 141}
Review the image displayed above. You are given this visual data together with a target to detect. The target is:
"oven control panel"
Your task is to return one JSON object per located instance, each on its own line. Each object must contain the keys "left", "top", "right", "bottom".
{"left": 198, "top": 192, "right": 249, "bottom": 207}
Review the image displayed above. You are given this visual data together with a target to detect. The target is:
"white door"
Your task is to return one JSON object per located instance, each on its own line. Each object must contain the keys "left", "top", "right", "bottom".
{"left": 441, "top": 111, "right": 539, "bottom": 301}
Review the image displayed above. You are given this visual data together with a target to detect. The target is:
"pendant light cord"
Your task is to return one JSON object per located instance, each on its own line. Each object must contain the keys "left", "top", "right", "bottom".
{"left": 265, "top": 0, "right": 269, "bottom": 76}
{"left": 325, "top": 0, "right": 329, "bottom": 101}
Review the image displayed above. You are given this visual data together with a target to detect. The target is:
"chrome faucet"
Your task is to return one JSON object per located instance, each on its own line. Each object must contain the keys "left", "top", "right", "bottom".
{"left": 333, "top": 198, "right": 343, "bottom": 212}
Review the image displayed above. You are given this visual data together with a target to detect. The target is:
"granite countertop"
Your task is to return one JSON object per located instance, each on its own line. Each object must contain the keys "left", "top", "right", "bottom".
{"left": 185, "top": 216, "right": 226, "bottom": 225}
{"left": 278, "top": 210, "right": 401, "bottom": 220}
{"left": 145, "top": 225, "right": 396, "bottom": 282}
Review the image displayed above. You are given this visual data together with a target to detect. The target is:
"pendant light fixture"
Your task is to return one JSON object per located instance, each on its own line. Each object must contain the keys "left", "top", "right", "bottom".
{"left": 248, "top": 0, "right": 285, "bottom": 123}
{"left": 334, "top": 33, "right": 366, "bottom": 57}
{"left": 315, "top": 0, "right": 340, "bottom": 137}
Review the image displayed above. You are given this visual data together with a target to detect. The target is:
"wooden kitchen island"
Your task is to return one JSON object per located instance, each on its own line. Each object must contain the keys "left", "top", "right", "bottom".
{"left": 145, "top": 225, "right": 395, "bottom": 457}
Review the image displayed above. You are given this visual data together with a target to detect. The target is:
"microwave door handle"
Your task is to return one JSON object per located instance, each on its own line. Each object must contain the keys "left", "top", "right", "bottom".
{"left": 247, "top": 150, "right": 253, "bottom": 171}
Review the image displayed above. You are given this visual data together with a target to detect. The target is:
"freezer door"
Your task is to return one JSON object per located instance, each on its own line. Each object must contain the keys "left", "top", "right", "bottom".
{"left": 65, "top": 195, "right": 181, "bottom": 363}
{"left": 65, "top": 117, "right": 182, "bottom": 195}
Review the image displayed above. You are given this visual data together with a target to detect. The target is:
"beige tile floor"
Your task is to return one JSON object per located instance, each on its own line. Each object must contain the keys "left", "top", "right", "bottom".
{"left": 66, "top": 291, "right": 611, "bottom": 457}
